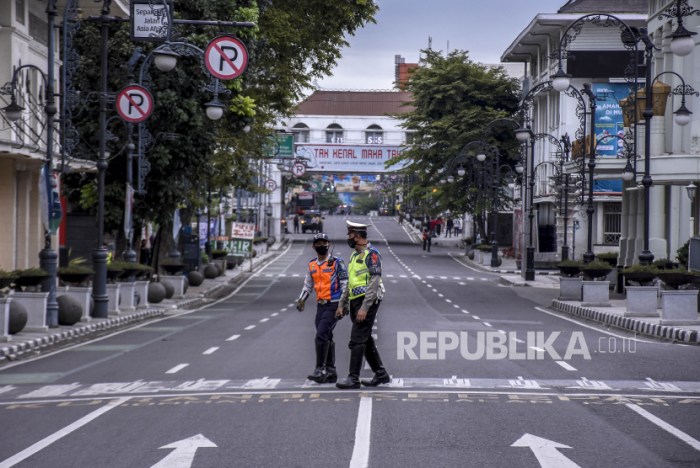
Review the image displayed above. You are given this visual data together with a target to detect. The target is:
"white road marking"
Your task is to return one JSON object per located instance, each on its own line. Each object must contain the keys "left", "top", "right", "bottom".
{"left": 458, "top": 282, "right": 466, "bottom": 286}
{"left": 437, "top": 293, "right": 444, "bottom": 298}
{"left": 244, "top": 325, "right": 256, "bottom": 330}
{"left": 483, "top": 322, "right": 492, "bottom": 327}
{"left": 462, "top": 310, "right": 470, "bottom": 314}
{"left": 626, "top": 403, "right": 700, "bottom": 451}
{"left": 166, "top": 364, "right": 189, "bottom": 374}
{"left": 453, "top": 304, "right": 460, "bottom": 309}
{"left": 271, "top": 313, "right": 279, "bottom": 317}
{"left": 533, "top": 307, "right": 658, "bottom": 343}
{"left": 555, "top": 361, "right": 577, "bottom": 371}
{"left": 0, "top": 397, "right": 130, "bottom": 468}
{"left": 349, "top": 396, "right": 373, "bottom": 468}
{"left": 226, "top": 334, "right": 240, "bottom": 342}
{"left": 203, "top": 347, "right": 219, "bottom": 355}
{"left": 472, "top": 315, "right": 480, "bottom": 320}
{"left": 445, "top": 299, "right": 452, "bottom": 303}
{"left": 260, "top": 318, "right": 269, "bottom": 323}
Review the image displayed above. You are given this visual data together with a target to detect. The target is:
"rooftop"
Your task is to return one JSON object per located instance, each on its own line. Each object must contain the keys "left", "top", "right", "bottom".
{"left": 293, "top": 90, "right": 414, "bottom": 117}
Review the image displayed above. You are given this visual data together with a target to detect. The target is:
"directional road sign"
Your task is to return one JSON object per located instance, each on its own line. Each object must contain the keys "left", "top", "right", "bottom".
{"left": 116, "top": 85, "right": 154, "bottom": 123}
{"left": 204, "top": 36, "right": 248, "bottom": 80}
{"left": 292, "top": 162, "right": 306, "bottom": 177}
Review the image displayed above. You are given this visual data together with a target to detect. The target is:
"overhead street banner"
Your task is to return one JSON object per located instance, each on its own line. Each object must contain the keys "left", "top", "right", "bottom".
{"left": 295, "top": 144, "right": 408, "bottom": 173}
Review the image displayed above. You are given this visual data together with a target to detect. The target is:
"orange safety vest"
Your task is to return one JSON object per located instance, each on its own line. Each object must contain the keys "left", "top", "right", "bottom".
{"left": 308, "top": 258, "right": 343, "bottom": 301}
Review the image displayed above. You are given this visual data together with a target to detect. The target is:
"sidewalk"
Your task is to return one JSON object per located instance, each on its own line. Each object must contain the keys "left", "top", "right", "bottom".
{"left": 399, "top": 219, "right": 700, "bottom": 344}
{"left": 0, "top": 241, "right": 288, "bottom": 363}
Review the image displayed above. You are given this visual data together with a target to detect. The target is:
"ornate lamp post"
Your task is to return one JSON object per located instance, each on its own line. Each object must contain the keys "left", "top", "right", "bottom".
{"left": 2, "top": 1, "right": 60, "bottom": 327}
{"left": 550, "top": 3, "right": 698, "bottom": 265}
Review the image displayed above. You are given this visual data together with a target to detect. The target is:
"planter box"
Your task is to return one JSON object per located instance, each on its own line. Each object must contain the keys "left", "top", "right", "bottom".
{"left": 0, "top": 297, "right": 11, "bottom": 342}
{"left": 11, "top": 291, "right": 49, "bottom": 332}
{"left": 135, "top": 281, "right": 150, "bottom": 309}
{"left": 161, "top": 275, "right": 186, "bottom": 299}
{"left": 660, "top": 290, "right": 699, "bottom": 325}
{"left": 119, "top": 282, "right": 137, "bottom": 311}
{"left": 57, "top": 286, "right": 92, "bottom": 322}
{"left": 559, "top": 277, "right": 582, "bottom": 301}
{"left": 106, "top": 283, "right": 121, "bottom": 315}
{"left": 582, "top": 281, "right": 610, "bottom": 307}
{"left": 625, "top": 286, "right": 659, "bottom": 317}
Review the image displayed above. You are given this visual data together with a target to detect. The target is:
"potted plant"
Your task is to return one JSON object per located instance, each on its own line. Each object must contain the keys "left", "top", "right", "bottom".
{"left": 57, "top": 263, "right": 94, "bottom": 286}
{"left": 596, "top": 252, "right": 619, "bottom": 268}
{"left": 106, "top": 263, "right": 124, "bottom": 282}
{"left": 160, "top": 258, "right": 185, "bottom": 275}
{"left": 109, "top": 261, "right": 144, "bottom": 281}
{"left": 652, "top": 258, "right": 677, "bottom": 270}
{"left": 582, "top": 260, "right": 613, "bottom": 281}
{"left": 14, "top": 268, "right": 50, "bottom": 290}
{"left": 0, "top": 269, "right": 18, "bottom": 292}
{"left": 655, "top": 268, "right": 695, "bottom": 290}
{"left": 623, "top": 264, "right": 657, "bottom": 286}
{"left": 557, "top": 259, "right": 583, "bottom": 278}
{"left": 211, "top": 249, "right": 228, "bottom": 260}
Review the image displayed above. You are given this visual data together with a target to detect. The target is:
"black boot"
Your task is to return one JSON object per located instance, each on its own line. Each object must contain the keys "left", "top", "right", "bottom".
{"left": 336, "top": 344, "right": 365, "bottom": 389}
{"left": 361, "top": 339, "right": 390, "bottom": 387}
{"left": 307, "top": 342, "right": 325, "bottom": 382}
{"left": 323, "top": 341, "right": 337, "bottom": 383}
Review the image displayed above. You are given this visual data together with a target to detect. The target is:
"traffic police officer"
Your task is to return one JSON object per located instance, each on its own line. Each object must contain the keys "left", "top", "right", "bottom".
{"left": 336, "top": 221, "right": 390, "bottom": 389}
{"left": 296, "top": 233, "right": 348, "bottom": 383}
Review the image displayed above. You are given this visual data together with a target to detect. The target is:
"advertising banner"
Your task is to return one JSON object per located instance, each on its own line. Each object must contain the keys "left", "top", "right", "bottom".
{"left": 593, "top": 83, "right": 630, "bottom": 158}
{"left": 295, "top": 144, "right": 408, "bottom": 173}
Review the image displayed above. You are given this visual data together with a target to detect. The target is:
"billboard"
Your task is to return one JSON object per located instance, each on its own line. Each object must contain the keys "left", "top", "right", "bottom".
{"left": 593, "top": 83, "right": 630, "bottom": 158}
{"left": 294, "top": 144, "right": 408, "bottom": 173}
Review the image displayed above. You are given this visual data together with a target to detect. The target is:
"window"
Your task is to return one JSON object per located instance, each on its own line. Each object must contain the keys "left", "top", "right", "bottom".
{"left": 16, "top": 0, "right": 25, "bottom": 24}
{"left": 603, "top": 202, "right": 621, "bottom": 245}
{"left": 325, "top": 124, "right": 343, "bottom": 143}
{"left": 291, "top": 123, "right": 310, "bottom": 143}
{"left": 365, "top": 124, "right": 383, "bottom": 144}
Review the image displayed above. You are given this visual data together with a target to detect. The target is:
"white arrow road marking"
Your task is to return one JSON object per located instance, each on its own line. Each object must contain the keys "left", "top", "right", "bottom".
{"left": 626, "top": 403, "right": 700, "bottom": 451}
{"left": 151, "top": 434, "right": 217, "bottom": 468}
{"left": 511, "top": 433, "right": 580, "bottom": 468}
{"left": 0, "top": 397, "right": 129, "bottom": 468}
{"left": 349, "top": 396, "right": 372, "bottom": 468}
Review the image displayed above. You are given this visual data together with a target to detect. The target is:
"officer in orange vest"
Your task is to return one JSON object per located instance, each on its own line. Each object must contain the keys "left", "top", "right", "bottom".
{"left": 296, "top": 233, "right": 348, "bottom": 383}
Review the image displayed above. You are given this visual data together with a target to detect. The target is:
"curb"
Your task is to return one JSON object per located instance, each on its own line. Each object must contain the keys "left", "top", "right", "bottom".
{"left": 0, "top": 307, "right": 167, "bottom": 362}
{"left": 0, "top": 250, "right": 280, "bottom": 363}
{"left": 551, "top": 299, "right": 700, "bottom": 345}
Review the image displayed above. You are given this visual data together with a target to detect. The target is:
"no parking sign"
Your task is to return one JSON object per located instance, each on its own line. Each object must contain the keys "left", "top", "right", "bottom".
{"left": 204, "top": 36, "right": 249, "bottom": 80}
{"left": 116, "top": 85, "right": 154, "bottom": 123}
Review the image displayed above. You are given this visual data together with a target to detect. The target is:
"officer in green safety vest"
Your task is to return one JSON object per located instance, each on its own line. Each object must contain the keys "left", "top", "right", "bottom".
{"left": 335, "top": 220, "right": 390, "bottom": 389}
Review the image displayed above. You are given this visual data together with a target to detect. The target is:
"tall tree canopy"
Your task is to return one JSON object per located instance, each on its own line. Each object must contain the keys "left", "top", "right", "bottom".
{"left": 63, "top": 0, "right": 378, "bottom": 239}
{"left": 392, "top": 49, "right": 522, "bottom": 231}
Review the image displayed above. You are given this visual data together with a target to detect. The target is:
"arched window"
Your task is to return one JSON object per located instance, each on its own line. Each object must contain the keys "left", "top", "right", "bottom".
{"left": 292, "top": 123, "right": 310, "bottom": 143}
{"left": 365, "top": 124, "right": 383, "bottom": 144}
{"left": 326, "top": 124, "right": 344, "bottom": 143}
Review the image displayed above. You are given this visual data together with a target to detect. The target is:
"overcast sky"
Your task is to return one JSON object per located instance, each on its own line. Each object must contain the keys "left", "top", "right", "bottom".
{"left": 316, "top": 0, "right": 566, "bottom": 90}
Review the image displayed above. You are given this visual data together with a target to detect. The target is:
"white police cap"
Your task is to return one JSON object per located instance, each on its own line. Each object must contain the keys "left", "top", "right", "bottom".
{"left": 346, "top": 220, "right": 369, "bottom": 232}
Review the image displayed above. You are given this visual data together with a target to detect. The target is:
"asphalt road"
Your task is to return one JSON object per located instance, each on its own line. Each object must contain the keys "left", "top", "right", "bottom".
{"left": 0, "top": 215, "right": 699, "bottom": 467}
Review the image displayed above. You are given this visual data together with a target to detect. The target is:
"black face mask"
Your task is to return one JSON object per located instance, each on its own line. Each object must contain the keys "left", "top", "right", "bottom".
{"left": 314, "top": 245, "right": 329, "bottom": 256}
{"left": 347, "top": 238, "right": 357, "bottom": 249}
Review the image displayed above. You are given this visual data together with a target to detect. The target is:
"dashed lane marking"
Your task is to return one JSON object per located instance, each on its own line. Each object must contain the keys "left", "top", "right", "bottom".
{"left": 203, "top": 347, "right": 219, "bottom": 355}
{"left": 165, "top": 364, "right": 189, "bottom": 374}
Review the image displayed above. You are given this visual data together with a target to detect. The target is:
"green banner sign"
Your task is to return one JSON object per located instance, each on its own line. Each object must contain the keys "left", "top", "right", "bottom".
{"left": 266, "top": 133, "right": 294, "bottom": 158}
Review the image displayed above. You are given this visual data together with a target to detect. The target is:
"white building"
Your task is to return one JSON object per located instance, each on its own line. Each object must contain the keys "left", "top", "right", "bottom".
{"left": 501, "top": 0, "right": 699, "bottom": 266}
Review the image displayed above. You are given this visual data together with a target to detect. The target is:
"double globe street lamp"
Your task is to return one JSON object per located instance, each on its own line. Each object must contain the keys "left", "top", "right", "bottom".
{"left": 550, "top": 2, "right": 698, "bottom": 265}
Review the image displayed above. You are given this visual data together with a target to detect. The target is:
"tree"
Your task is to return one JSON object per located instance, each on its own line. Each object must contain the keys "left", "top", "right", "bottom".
{"left": 316, "top": 192, "right": 342, "bottom": 213}
{"left": 391, "top": 49, "right": 522, "bottom": 239}
{"left": 62, "top": 0, "right": 378, "bottom": 253}
{"left": 352, "top": 194, "right": 381, "bottom": 215}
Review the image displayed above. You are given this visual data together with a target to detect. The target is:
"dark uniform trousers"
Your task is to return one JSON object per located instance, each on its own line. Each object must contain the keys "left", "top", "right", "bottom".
{"left": 348, "top": 296, "right": 382, "bottom": 370}
{"left": 315, "top": 302, "right": 338, "bottom": 346}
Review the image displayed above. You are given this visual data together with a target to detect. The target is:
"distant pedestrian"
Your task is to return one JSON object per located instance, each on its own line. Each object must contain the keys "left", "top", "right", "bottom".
{"left": 435, "top": 217, "right": 443, "bottom": 237}
{"left": 453, "top": 217, "right": 462, "bottom": 237}
{"left": 446, "top": 218, "right": 454, "bottom": 237}
{"left": 422, "top": 226, "right": 432, "bottom": 252}
{"left": 293, "top": 214, "right": 300, "bottom": 233}
{"left": 139, "top": 239, "right": 151, "bottom": 265}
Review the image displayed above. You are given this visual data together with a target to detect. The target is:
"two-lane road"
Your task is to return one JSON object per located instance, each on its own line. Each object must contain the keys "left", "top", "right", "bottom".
{"left": 1, "top": 215, "right": 699, "bottom": 467}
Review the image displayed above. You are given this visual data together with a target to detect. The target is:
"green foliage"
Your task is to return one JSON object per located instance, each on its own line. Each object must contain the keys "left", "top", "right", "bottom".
{"left": 63, "top": 0, "right": 378, "bottom": 235}
{"left": 596, "top": 252, "right": 618, "bottom": 261}
{"left": 582, "top": 260, "right": 613, "bottom": 271}
{"left": 558, "top": 260, "right": 583, "bottom": 268}
{"left": 677, "top": 240, "right": 689, "bottom": 268}
{"left": 316, "top": 192, "right": 342, "bottom": 213}
{"left": 623, "top": 264, "right": 656, "bottom": 274}
{"left": 351, "top": 195, "right": 381, "bottom": 215}
{"left": 0, "top": 270, "right": 18, "bottom": 278}
{"left": 18, "top": 268, "right": 49, "bottom": 277}
{"left": 58, "top": 265, "right": 94, "bottom": 275}
{"left": 391, "top": 49, "right": 521, "bottom": 220}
